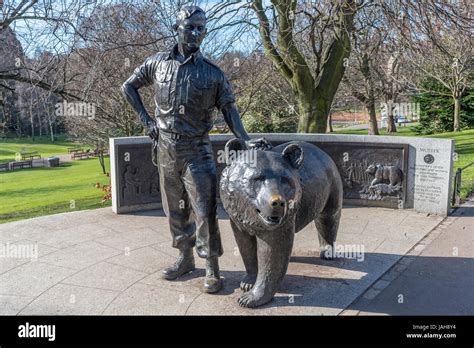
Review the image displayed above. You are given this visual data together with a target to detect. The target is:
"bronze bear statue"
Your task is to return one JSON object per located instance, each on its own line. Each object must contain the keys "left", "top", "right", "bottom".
{"left": 219, "top": 139, "right": 343, "bottom": 308}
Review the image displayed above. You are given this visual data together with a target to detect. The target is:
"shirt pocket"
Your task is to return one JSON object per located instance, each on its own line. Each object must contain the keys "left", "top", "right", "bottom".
{"left": 155, "top": 65, "right": 173, "bottom": 109}
{"left": 188, "top": 78, "right": 215, "bottom": 109}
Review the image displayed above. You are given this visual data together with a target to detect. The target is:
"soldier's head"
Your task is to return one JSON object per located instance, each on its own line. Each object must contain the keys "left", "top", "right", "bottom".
{"left": 174, "top": 6, "right": 207, "bottom": 52}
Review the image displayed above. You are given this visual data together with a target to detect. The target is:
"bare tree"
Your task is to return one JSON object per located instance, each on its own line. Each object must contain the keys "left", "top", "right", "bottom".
{"left": 343, "top": 4, "right": 386, "bottom": 135}
{"left": 1, "top": 0, "right": 260, "bottom": 141}
{"left": 377, "top": 48, "right": 403, "bottom": 133}
{"left": 0, "top": 0, "right": 100, "bottom": 98}
{"left": 380, "top": 0, "right": 474, "bottom": 132}
{"left": 251, "top": 0, "right": 362, "bottom": 133}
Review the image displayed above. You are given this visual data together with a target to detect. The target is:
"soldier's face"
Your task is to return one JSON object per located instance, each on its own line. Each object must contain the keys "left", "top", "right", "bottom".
{"left": 177, "top": 16, "right": 207, "bottom": 50}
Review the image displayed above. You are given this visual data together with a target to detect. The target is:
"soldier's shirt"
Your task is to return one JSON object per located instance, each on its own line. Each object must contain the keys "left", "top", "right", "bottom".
{"left": 129, "top": 44, "right": 236, "bottom": 137}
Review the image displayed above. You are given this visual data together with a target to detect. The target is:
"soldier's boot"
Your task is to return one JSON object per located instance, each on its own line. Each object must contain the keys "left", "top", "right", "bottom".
{"left": 202, "top": 256, "right": 223, "bottom": 293}
{"left": 162, "top": 247, "right": 195, "bottom": 280}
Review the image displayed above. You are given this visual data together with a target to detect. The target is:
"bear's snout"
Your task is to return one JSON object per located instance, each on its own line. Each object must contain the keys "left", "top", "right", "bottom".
{"left": 255, "top": 193, "right": 288, "bottom": 227}
{"left": 270, "top": 194, "right": 285, "bottom": 208}
{"left": 266, "top": 194, "right": 286, "bottom": 216}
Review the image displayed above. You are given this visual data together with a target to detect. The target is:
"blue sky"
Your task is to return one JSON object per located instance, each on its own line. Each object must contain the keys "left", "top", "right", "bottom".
{"left": 9, "top": 0, "right": 262, "bottom": 58}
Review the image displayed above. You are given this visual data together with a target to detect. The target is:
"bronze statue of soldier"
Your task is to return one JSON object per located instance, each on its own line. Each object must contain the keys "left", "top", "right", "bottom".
{"left": 122, "top": 5, "right": 267, "bottom": 293}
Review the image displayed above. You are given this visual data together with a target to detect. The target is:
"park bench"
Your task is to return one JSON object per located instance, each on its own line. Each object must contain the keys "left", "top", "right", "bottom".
{"left": 0, "top": 162, "right": 10, "bottom": 171}
{"left": 72, "top": 151, "right": 92, "bottom": 160}
{"left": 85, "top": 149, "right": 103, "bottom": 158}
{"left": 96, "top": 148, "right": 109, "bottom": 156}
{"left": 21, "top": 151, "right": 41, "bottom": 160}
{"left": 68, "top": 146, "right": 82, "bottom": 154}
{"left": 90, "top": 148, "right": 107, "bottom": 157}
{"left": 11, "top": 160, "right": 32, "bottom": 170}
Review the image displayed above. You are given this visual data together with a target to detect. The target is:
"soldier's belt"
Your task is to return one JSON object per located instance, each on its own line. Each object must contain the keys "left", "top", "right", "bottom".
{"left": 160, "top": 129, "right": 206, "bottom": 140}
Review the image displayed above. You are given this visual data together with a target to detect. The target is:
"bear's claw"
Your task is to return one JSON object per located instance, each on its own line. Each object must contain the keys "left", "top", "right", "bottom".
{"left": 238, "top": 292, "right": 258, "bottom": 308}
{"left": 240, "top": 273, "right": 257, "bottom": 292}
{"left": 238, "top": 289, "right": 270, "bottom": 308}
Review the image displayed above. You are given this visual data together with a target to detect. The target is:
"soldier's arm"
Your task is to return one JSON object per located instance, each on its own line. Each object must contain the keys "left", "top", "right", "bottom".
{"left": 121, "top": 57, "right": 158, "bottom": 139}
{"left": 217, "top": 73, "right": 270, "bottom": 149}
{"left": 221, "top": 103, "right": 250, "bottom": 141}
{"left": 121, "top": 77, "right": 154, "bottom": 128}
{"left": 221, "top": 103, "right": 272, "bottom": 150}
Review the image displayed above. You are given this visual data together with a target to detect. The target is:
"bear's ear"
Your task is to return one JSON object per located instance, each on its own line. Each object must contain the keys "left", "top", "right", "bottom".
{"left": 224, "top": 138, "right": 246, "bottom": 165}
{"left": 225, "top": 138, "right": 246, "bottom": 152}
{"left": 282, "top": 143, "right": 304, "bottom": 169}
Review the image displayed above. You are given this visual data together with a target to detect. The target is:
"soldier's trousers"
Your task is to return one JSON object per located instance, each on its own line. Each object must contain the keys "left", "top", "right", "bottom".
{"left": 157, "top": 131, "right": 223, "bottom": 258}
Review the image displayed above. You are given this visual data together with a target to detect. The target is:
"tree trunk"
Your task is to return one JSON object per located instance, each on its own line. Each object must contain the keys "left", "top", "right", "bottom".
{"left": 98, "top": 151, "right": 106, "bottom": 174}
{"left": 49, "top": 118, "right": 54, "bottom": 141}
{"left": 29, "top": 102, "right": 34, "bottom": 140}
{"left": 367, "top": 101, "right": 379, "bottom": 135}
{"left": 252, "top": 0, "right": 355, "bottom": 135}
{"left": 297, "top": 94, "right": 328, "bottom": 133}
{"left": 386, "top": 100, "right": 397, "bottom": 133}
{"left": 48, "top": 108, "right": 55, "bottom": 142}
{"left": 387, "top": 116, "right": 397, "bottom": 133}
{"left": 38, "top": 113, "right": 42, "bottom": 137}
{"left": 453, "top": 95, "right": 460, "bottom": 132}
{"left": 327, "top": 112, "right": 334, "bottom": 132}
{"left": 16, "top": 110, "right": 21, "bottom": 137}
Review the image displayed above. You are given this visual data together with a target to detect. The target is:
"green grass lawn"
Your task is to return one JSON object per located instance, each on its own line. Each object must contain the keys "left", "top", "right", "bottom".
{"left": 0, "top": 135, "right": 83, "bottom": 163}
{"left": 335, "top": 127, "right": 474, "bottom": 200}
{"left": 0, "top": 157, "right": 111, "bottom": 223}
{"left": 335, "top": 126, "right": 418, "bottom": 136}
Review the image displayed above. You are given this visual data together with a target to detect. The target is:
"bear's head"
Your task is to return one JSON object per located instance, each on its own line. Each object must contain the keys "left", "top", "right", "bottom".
{"left": 365, "top": 164, "right": 377, "bottom": 174}
{"left": 220, "top": 139, "right": 303, "bottom": 233}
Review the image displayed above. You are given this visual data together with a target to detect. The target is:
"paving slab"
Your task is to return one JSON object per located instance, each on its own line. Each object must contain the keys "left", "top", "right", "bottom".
{"left": 61, "top": 262, "right": 148, "bottom": 291}
{"left": 102, "top": 283, "right": 198, "bottom": 315}
{"left": 0, "top": 205, "right": 445, "bottom": 315}
{"left": 38, "top": 241, "right": 122, "bottom": 270}
{"left": 23, "top": 226, "right": 98, "bottom": 249}
{"left": 0, "top": 240, "right": 58, "bottom": 275}
{"left": 106, "top": 246, "right": 175, "bottom": 274}
{"left": 0, "top": 221, "right": 51, "bottom": 243}
{"left": 95, "top": 227, "right": 169, "bottom": 251}
{"left": 0, "top": 295, "right": 35, "bottom": 315}
{"left": 19, "top": 284, "right": 118, "bottom": 315}
{"left": 0, "top": 262, "right": 76, "bottom": 297}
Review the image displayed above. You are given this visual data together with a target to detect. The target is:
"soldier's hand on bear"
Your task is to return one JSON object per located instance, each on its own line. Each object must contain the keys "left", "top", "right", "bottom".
{"left": 245, "top": 138, "right": 272, "bottom": 150}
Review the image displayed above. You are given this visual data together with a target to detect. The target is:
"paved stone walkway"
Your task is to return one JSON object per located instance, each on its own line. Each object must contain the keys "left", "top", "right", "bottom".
{"left": 342, "top": 198, "right": 474, "bottom": 315}
{"left": 0, "top": 206, "right": 443, "bottom": 315}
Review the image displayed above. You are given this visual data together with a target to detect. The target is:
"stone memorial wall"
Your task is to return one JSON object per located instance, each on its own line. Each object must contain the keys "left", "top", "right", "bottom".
{"left": 110, "top": 133, "right": 454, "bottom": 216}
